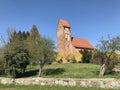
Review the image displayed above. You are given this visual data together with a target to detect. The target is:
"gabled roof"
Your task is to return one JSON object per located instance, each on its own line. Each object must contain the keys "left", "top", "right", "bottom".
{"left": 59, "top": 19, "right": 70, "bottom": 27}
{"left": 71, "top": 37, "right": 94, "bottom": 49}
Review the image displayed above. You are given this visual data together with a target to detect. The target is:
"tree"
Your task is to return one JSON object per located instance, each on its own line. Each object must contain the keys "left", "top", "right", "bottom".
{"left": 4, "top": 30, "right": 30, "bottom": 78}
{"left": 27, "top": 25, "right": 41, "bottom": 63}
{"left": 4, "top": 46, "right": 30, "bottom": 78}
{"left": 95, "top": 36, "right": 120, "bottom": 77}
{"left": 27, "top": 25, "right": 55, "bottom": 76}
{"left": 0, "top": 47, "right": 5, "bottom": 74}
{"left": 38, "top": 37, "right": 55, "bottom": 76}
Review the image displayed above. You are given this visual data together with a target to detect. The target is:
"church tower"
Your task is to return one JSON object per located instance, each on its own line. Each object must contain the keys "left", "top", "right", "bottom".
{"left": 57, "top": 19, "right": 72, "bottom": 54}
{"left": 56, "top": 19, "right": 94, "bottom": 62}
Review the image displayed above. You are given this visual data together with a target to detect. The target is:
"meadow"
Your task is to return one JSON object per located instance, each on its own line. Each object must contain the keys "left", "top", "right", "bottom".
{"left": 22, "top": 63, "right": 120, "bottom": 78}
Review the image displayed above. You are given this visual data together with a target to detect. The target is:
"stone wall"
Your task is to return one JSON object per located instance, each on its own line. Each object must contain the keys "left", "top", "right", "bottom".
{"left": 0, "top": 78, "right": 120, "bottom": 89}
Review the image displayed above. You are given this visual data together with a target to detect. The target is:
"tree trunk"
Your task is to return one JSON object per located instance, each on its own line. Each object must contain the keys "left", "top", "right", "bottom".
{"left": 99, "top": 64, "right": 106, "bottom": 77}
{"left": 38, "top": 64, "right": 44, "bottom": 77}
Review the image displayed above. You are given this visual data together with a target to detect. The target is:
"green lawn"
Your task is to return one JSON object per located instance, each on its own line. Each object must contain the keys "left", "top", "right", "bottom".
{"left": 25, "top": 63, "right": 120, "bottom": 78}
{"left": 42, "top": 63, "right": 100, "bottom": 78}
{"left": 0, "top": 84, "right": 115, "bottom": 90}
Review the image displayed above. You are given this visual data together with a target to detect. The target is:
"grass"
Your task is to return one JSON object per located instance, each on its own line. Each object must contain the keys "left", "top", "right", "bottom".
{"left": 1, "top": 63, "right": 120, "bottom": 78}
{"left": 0, "top": 84, "right": 116, "bottom": 90}
{"left": 24, "top": 63, "right": 120, "bottom": 78}
{"left": 0, "top": 63, "right": 120, "bottom": 90}
{"left": 42, "top": 63, "right": 100, "bottom": 78}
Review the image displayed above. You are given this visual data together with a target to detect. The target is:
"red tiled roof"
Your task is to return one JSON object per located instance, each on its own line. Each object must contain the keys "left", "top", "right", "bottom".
{"left": 71, "top": 38, "right": 94, "bottom": 49}
{"left": 59, "top": 19, "right": 70, "bottom": 27}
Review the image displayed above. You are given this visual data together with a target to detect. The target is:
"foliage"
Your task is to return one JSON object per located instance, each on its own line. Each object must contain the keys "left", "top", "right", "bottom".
{"left": 27, "top": 25, "right": 41, "bottom": 62}
{"left": 0, "top": 47, "right": 5, "bottom": 74}
{"left": 55, "top": 52, "right": 82, "bottom": 63}
{"left": 0, "top": 57, "right": 5, "bottom": 74}
{"left": 106, "top": 51, "right": 120, "bottom": 61}
{"left": 0, "top": 25, "right": 55, "bottom": 78}
{"left": 80, "top": 49, "right": 92, "bottom": 63}
{"left": 54, "top": 53, "right": 63, "bottom": 62}
{"left": 90, "top": 50, "right": 105, "bottom": 65}
{"left": 27, "top": 25, "right": 55, "bottom": 76}
{"left": 74, "top": 53, "right": 82, "bottom": 62}
{"left": 93, "top": 36, "right": 120, "bottom": 72}
{"left": 4, "top": 48, "right": 30, "bottom": 78}
{"left": 4, "top": 30, "right": 30, "bottom": 78}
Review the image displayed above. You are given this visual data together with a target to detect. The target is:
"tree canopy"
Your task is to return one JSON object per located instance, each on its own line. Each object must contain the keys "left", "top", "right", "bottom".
{"left": 0, "top": 25, "right": 55, "bottom": 78}
{"left": 27, "top": 25, "right": 55, "bottom": 76}
{"left": 4, "top": 30, "right": 30, "bottom": 78}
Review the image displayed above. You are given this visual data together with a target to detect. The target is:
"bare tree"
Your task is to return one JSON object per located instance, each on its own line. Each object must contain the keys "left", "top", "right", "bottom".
{"left": 97, "top": 36, "right": 120, "bottom": 77}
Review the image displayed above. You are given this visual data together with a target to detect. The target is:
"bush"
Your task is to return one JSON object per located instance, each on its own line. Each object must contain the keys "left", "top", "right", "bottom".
{"left": 55, "top": 52, "right": 82, "bottom": 63}
{"left": 105, "top": 58, "right": 118, "bottom": 71}
{"left": 80, "top": 50, "right": 92, "bottom": 63}
{"left": 91, "top": 50, "right": 119, "bottom": 73}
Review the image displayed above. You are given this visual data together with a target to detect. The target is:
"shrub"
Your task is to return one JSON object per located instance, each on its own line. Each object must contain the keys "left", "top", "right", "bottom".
{"left": 74, "top": 53, "right": 82, "bottom": 62}
{"left": 90, "top": 50, "right": 104, "bottom": 65}
{"left": 55, "top": 52, "right": 82, "bottom": 63}
{"left": 54, "top": 53, "right": 63, "bottom": 62}
{"left": 80, "top": 50, "right": 92, "bottom": 63}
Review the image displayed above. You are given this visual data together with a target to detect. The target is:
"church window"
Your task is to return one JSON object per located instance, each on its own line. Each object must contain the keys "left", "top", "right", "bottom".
{"left": 67, "top": 34, "right": 70, "bottom": 41}
{"left": 65, "top": 34, "right": 70, "bottom": 41}
{"left": 65, "top": 27, "right": 69, "bottom": 31}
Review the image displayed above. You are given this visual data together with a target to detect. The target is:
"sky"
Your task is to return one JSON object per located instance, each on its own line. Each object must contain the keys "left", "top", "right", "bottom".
{"left": 0, "top": 0, "right": 120, "bottom": 48}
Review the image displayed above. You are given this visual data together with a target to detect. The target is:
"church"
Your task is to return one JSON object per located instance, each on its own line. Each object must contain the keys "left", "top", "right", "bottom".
{"left": 57, "top": 19, "right": 94, "bottom": 56}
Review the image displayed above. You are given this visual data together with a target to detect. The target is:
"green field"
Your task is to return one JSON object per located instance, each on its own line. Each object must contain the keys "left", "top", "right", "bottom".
{"left": 24, "top": 63, "right": 120, "bottom": 78}
{"left": 0, "top": 84, "right": 115, "bottom": 90}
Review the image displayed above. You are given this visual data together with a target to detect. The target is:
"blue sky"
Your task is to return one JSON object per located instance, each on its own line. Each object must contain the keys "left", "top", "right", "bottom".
{"left": 0, "top": 0, "right": 120, "bottom": 47}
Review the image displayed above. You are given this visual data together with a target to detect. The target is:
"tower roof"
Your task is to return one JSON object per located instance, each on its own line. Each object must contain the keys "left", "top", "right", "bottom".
{"left": 59, "top": 19, "right": 70, "bottom": 27}
{"left": 71, "top": 37, "right": 94, "bottom": 49}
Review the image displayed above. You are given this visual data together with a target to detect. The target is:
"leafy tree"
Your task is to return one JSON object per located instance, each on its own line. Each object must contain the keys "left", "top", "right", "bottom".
{"left": 38, "top": 37, "right": 55, "bottom": 76}
{"left": 27, "top": 25, "right": 55, "bottom": 76}
{"left": 4, "top": 30, "right": 30, "bottom": 78}
{"left": 27, "top": 25, "right": 41, "bottom": 63}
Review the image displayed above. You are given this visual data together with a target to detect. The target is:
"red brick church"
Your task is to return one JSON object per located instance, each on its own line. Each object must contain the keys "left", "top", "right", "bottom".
{"left": 57, "top": 19, "right": 94, "bottom": 55}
